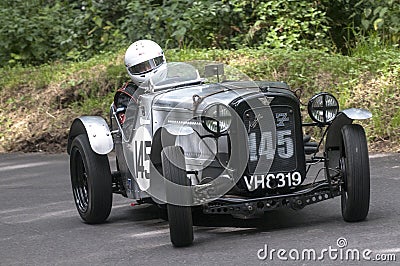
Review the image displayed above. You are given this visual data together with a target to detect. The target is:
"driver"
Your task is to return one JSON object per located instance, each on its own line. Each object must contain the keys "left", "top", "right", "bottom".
{"left": 113, "top": 39, "right": 166, "bottom": 124}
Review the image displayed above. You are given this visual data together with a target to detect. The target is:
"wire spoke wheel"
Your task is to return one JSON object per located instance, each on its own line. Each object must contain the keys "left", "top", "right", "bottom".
{"left": 72, "top": 151, "right": 89, "bottom": 213}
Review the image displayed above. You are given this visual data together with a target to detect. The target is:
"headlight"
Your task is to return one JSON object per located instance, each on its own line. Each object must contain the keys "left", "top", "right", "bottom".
{"left": 308, "top": 92, "right": 339, "bottom": 124}
{"left": 202, "top": 104, "right": 232, "bottom": 134}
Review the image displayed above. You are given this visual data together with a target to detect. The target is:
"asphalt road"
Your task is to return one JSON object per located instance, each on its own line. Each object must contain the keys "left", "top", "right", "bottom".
{"left": 0, "top": 152, "right": 399, "bottom": 265}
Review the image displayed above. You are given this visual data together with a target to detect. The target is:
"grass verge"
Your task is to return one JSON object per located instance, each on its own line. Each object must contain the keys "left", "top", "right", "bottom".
{"left": 0, "top": 47, "right": 399, "bottom": 153}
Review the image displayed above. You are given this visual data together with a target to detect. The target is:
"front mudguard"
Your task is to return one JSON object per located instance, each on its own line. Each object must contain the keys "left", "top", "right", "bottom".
{"left": 67, "top": 116, "right": 114, "bottom": 155}
{"left": 325, "top": 108, "right": 372, "bottom": 172}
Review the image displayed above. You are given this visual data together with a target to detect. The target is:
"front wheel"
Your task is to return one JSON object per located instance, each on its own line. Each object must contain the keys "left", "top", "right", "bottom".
{"left": 162, "top": 146, "right": 193, "bottom": 247}
{"left": 70, "top": 134, "right": 112, "bottom": 224}
{"left": 340, "top": 124, "right": 370, "bottom": 222}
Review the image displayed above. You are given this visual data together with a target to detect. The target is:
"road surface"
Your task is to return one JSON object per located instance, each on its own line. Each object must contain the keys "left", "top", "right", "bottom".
{"left": 0, "top": 152, "right": 399, "bottom": 265}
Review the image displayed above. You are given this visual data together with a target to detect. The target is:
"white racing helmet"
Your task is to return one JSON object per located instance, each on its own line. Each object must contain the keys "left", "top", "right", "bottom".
{"left": 124, "top": 40, "right": 166, "bottom": 85}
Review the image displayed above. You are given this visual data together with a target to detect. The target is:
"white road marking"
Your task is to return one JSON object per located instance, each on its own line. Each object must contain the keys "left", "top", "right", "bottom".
{"left": 0, "top": 201, "right": 76, "bottom": 223}
{"left": 208, "top": 227, "right": 256, "bottom": 233}
{"left": 128, "top": 228, "right": 169, "bottom": 238}
{"left": 0, "top": 201, "right": 74, "bottom": 214}
{"left": 0, "top": 209, "right": 76, "bottom": 224}
{"left": 0, "top": 161, "right": 50, "bottom": 172}
{"left": 0, "top": 207, "right": 31, "bottom": 215}
{"left": 369, "top": 153, "right": 397, "bottom": 159}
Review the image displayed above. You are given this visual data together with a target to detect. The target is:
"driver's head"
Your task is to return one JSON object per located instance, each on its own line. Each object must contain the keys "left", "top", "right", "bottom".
{"left": 124, "top": 40, "right": 166, "bottom": 86}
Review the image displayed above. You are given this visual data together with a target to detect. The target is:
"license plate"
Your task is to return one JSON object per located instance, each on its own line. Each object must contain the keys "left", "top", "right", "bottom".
{"left": 244, "top": 172, "right": 302, "bottom": 191}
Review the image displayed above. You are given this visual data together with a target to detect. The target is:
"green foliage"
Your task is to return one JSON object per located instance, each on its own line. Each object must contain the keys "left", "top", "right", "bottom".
{"left": 1, "top": 0, "right": 400, "bottom": 66}
{"left": 120, "top": 0, "right": 243, "bottom": 49}
{"left": 358, "top": 0, "right": 400, "bottom": 44}
{"left": 0, "top": 0, "right": 72, "bottom": 64}
{"left": 1, "top": 46, "right": 399, "bottom": 152}
{"left": 121, "top": 0, "right": 331, "bottom": 50}
{"left": 0, "top": 0, "right": 399, "bottom": 152}
{"left": 0, "top": 0, "right": 127, "bottom": 65}
{"left": 0, "top": 0, "right": 334, "bottom": 66}
{"left": 241, "top": 0, "right": 331, "bottom": 49}
{"left": 321, "top": 0, "right": 400, "bottom": 52}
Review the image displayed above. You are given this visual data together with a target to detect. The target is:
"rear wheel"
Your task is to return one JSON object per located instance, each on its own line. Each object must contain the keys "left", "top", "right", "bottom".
{"left": 70, "top": 134, "right": 112, "bottom": 224}
{"left": 340, "top": 124, "right": 370, "bottom": 222}
{"left": 162, "top": 146, "right": 193, "bottom": 247}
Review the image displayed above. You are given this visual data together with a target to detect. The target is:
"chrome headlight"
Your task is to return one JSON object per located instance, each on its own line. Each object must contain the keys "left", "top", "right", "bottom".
{"left": 308, "top": 92, "right": 339, "bottom": 124}
{"left": 201, "top": 104, "right": 232, "bottom": 134}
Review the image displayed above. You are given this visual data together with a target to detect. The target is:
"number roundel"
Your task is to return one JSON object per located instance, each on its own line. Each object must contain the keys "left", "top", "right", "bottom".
{"left": 132, "top": 126, "right": 152, "bottom": 191}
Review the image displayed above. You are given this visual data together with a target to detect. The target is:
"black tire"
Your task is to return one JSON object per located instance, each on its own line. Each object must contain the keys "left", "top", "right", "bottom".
{"left": 157, "top": 205, "right": 169, "bottom": 221}
{"left": 340, "top": 124, "right": 370, "bottom": 222}
{"left": 70, "top": 134, "right": 112, "bottom": 224}
{"left": 162, "top": 146, "right": 193, "bottom": 247}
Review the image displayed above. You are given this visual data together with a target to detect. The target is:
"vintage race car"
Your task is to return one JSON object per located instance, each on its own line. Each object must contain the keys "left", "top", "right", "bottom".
{"left": 67, "top": 62, "right": 371, "bottom": 247}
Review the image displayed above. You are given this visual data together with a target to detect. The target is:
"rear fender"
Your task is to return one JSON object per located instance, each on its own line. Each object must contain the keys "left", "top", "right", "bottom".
{"left": 325, "top": 108, "right": 371, "bottom": 171}
{"left": 67, "top": 116, "right": 113, "bottom": 155}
